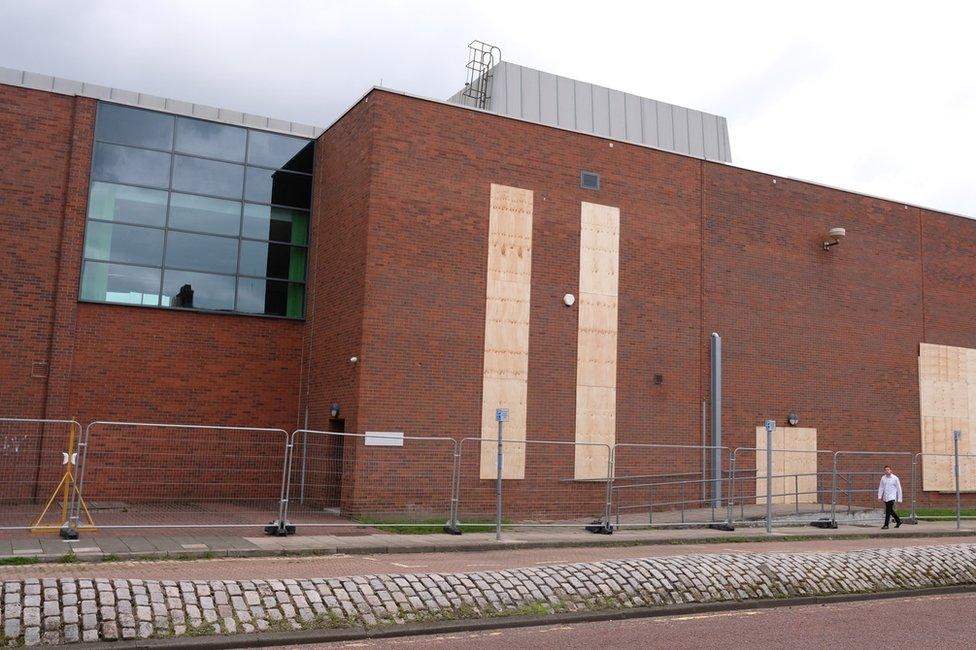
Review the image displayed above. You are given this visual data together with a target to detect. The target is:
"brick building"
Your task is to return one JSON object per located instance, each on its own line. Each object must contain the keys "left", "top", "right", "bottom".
{"left": 1, "top": 60, "right": 974, "bottom": 524}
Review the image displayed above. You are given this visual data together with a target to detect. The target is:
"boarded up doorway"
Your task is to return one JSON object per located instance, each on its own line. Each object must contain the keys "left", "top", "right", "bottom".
{"left": 755, "top": 427, "right": 818, "bottom": 504}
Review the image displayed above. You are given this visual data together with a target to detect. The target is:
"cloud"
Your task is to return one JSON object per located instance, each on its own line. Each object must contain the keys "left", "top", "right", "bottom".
{"left": 1, "top": 0, "right": 974, "bottom": 217}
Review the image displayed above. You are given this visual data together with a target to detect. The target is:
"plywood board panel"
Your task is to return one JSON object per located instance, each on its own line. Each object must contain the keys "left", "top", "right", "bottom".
{"left": 480, "top": 378, "right": 528, "bottom": 480}
{"left": 756, "top": 427, "right": 785, "bottom": 504}
{"left": 756, "top": 427, "right": 817, "bottom": 504}
{"left": 919, "top": 343, "right": 975, "bottom": 491}
{"left": 578, "top": 203, "right": 620, "bottom": 296}
{"left": 480, "top": 184, "right": 533, "bottom": 480}
{"left": 784, "top": 428, "right": 818, "bottom": 504}
{"left": 574, "top": 202, "right": 620, "bottom": 480}
{"left": 574, "top": 385, "right": 615, "bottom": 479}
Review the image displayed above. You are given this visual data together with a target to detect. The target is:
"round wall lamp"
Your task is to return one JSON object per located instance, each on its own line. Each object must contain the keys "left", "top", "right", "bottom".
{"left": 822, "top": 227, "right": 846, "bottom": 251}
{"left": 563, "top": 293, "right": 576, "bottom": 307}
{"left": 787, "top": 410, "right": 799, "bottom": 426}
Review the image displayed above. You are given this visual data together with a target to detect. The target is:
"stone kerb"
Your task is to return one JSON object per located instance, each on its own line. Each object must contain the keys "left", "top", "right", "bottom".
{"left": 2, "top": 544, "right": 975, "bottom": 645}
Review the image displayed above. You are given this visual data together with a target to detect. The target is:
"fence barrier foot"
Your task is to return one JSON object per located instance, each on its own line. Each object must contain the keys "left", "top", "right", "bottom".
{"left": 442, "top": 523, "right": 462, "bottom": 536}
{"left": 585, "top": 520, "right": 614, "bottom": 535}
{"left": 810, "top": 519, "right": 837, "bottom": 529}
{"left": 59, "top": 526, "right": 79, "bottom": 540}
{"left": 264, "top": 521, "right": 296, "bottom": 536}
{"left": 905, "top": 517, "right": 919, "bottom": 525}
{"left": 708, "top": 523, "right": 735, "bottom": 532}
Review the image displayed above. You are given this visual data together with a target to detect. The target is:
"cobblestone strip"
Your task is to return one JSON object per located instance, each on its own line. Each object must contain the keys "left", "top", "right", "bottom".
{"left": 2, "top": 544, "right": 976, "bottom": 645}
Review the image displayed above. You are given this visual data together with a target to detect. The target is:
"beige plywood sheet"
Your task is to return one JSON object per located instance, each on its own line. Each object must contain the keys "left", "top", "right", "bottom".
{"left": 756, "top": 427, "right": 817, "bottom": 504}
{"left": 480, "top": 184, "right": 533, "bottom": 480}
{"left": 919, "top": 343, "right": 976, "bottom": 492}
{"left": 784, "top": 428, "right": 818, "bottom": 504}
{"left": 578, "top": 202, "right": 620, "bottom": 296}
{"left": 480, "top": 378, "right": 528, "bottom": 480}
{"left": 574, "top": 202, "right": 620, "bottom": 480}
{"left": 756, "top": 427, "right": 785, "bottom": 505}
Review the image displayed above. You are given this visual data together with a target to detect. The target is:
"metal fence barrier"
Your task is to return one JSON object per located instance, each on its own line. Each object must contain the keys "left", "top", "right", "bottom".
{"left": 830, "top": 450, "right": 914, "bottom": 526}
{"left": 730, "top": 447, "right": 835, "bottom": 530}
{"left": 452, "top": 437, "right": 612, "bottom": 532}
{"left": 0, "top": 418, "right": 81, "bottom": 534}
{"left": 282, "top": 429, "right": 458, "bottom": 530}
{"left": 610, "top": 444, "right": 732, "bottom": 529}
{"left": 5, "top": 414, "right": 976, "bottom": 539}
{"left": 68, "top": 421, "right": 291, "bottom": 534}
{"left": 912, "top": 451, "right": 976, "bottom": 529}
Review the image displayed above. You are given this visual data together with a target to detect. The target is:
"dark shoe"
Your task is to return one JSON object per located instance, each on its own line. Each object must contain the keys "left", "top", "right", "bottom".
{"left": 881, "top": 525, "right": 889, "bottom": 529}
{"left": 895, "top": 522, "right": 901, "bottom": 528}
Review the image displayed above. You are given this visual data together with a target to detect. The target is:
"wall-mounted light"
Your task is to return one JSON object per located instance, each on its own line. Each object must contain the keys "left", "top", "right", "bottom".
{"left": 330, "top": 402, "right": 340, "bottom": 418}
{"left": 563, "top": 293, "right": 576, "bottom": 307}
{"left": 822, "top": 227, "right": 846, "bottom": 251}
{"left": 787, "top": 410, "right": 799, "bottom": 426}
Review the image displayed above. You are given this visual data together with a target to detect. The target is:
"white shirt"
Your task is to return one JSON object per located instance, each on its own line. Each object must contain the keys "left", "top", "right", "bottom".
{"left": 878, "top": 474, "right": 902, "bottom": 502}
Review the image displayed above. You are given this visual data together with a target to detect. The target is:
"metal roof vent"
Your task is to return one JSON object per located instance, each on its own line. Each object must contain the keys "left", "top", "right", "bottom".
{"left": 580, "top": 171, "right": 600, "bottom": 190}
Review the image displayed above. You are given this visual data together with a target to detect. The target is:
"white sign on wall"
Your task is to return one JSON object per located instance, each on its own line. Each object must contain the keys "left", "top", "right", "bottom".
{"left": 364, "top": 431, "right": 404, "bottom": 447}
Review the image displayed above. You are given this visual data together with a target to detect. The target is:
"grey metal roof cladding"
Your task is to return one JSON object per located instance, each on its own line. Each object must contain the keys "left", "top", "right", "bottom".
{"left": 0, "top": 65, "right": 325, "bottom": 138}
{"left": 448, "top": 61, "right": 732, "bottom": 162}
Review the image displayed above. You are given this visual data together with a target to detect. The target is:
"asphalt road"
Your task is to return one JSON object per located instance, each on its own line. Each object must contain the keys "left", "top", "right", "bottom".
{"left": 296, "top": 591, "right": 976, "bottom": 649}
{"left": 2, "top": 535, "right": 974, "bottom": 580}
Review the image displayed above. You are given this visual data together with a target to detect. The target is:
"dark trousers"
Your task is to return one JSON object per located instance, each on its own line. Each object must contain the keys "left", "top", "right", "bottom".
{"left": 884, "top": 500, "right": 901, "bottom": 527}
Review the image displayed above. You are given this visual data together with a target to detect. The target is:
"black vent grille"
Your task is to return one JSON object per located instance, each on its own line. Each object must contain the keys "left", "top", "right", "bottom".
{"left": 580, "top": 171, "right": 600, "bottom": 190}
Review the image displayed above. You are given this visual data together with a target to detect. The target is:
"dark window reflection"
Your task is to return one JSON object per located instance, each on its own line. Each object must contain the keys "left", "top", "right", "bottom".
{"left": 162, "top": 270, "right": 236, "bottom": 311}
{"left": 92, "top": 143, "right": 171, "bottom": 189}
{"left": 247, "top": 131, "right": 313, "bottom": 171}
{"left": 86, "top": 101, "right": 313, "bottom": 318}
{"left": 175, "top": 117, "right": 246, "bottom": 162}
{"left": 95, "top": 104, "right": 174, "bottom": 150}
{"left": 239, "top": 241, "right": 306, "bottom": 280}
{"left": 87, "top": 182, "right": 168, "bottom": 227}
{"left": 84, "top": 222, "right": 164, "bottom": 266}
{"left": 164, "top": 231, "right": 238, "bottom": 274}
{"left": 237, "top": 278, "right": 304, "bottom": 317}
{"left": 172, "top": 155, "right": 244, "bottom": 200}
{"left": 242, "top": 204, "right": 309, "bottom": 243}
{"left": 244, "top": 168, "right": 311, "bottom": 207}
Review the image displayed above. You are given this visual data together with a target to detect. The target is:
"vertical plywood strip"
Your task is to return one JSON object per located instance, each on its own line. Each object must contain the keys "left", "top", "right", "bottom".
{"left": 919, "top": 343, "right": 975, "bottom": 491}
{"left": 574, "top": 202, "right": 620, "bottom": 479}
{"left": 480, "top": 184, "right": 533, "bottom": 480}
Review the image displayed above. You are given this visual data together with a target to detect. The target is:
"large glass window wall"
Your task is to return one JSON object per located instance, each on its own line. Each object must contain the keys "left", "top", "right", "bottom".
{"left": 80, "top": 102, "right": 312, "bottom": 318}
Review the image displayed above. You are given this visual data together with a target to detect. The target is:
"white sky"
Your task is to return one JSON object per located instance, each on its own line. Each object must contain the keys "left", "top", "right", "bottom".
{"left": 2, "top": 0, "right": 974, "bottom": 217}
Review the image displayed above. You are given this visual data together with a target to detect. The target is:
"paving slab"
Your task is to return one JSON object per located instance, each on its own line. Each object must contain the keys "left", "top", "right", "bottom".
{"left": 119, "top": 537, "right": 158, "bottom": 553}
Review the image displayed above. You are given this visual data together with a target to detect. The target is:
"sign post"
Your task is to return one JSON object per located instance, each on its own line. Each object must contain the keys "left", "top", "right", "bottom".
{"left": 954, "top": 430, "right": 962, "bottom": 530}
{"left": 764, "top": 420, "right": 776, "bottom": 534}
{"left": 495, "top": 408, "right": 509, "bottom": 541}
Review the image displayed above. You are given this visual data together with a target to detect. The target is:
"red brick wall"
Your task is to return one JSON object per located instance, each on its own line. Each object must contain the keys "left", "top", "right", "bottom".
{"left": 0, "top": 84, "right": 78, "bottom": 419}
{"left": 300, "top": 96, "right": 374, "bottom": 514}
{"left": 0, "top": 85, "right": 303, "bottom": 510}
{"left": 339, "top": 90, "right": 976, "bottom": 515}
{"left": 4, "top": 81, "right": 976, "bottom": 518}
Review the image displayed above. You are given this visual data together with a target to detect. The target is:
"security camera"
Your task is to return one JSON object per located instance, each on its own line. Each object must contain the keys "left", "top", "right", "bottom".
{"left": 823, "top": 227, "right": 846, "bottom": 251}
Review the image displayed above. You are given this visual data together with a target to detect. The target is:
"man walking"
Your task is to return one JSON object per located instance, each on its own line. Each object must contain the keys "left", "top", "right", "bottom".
{"left": 877, "top": 465, "right": 902, "bottom": 529}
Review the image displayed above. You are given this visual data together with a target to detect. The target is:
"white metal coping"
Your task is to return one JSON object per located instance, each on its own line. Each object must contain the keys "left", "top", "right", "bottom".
{"left": 0, "top": 64, "right": 324, "bottom": 138}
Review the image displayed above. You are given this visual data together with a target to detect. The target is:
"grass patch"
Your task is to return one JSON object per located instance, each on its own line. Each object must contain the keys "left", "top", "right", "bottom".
{"left": 59, "top": 550, "right": 79, "bottom": 564}
{"left": 0, "top": 556, "right": 39, "bottom": 566}
{"left": 914, "top": 508, "right": 976, "bottom": 521}
{"left": 354, "top": 517, "right": 502, "bottom": 534}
